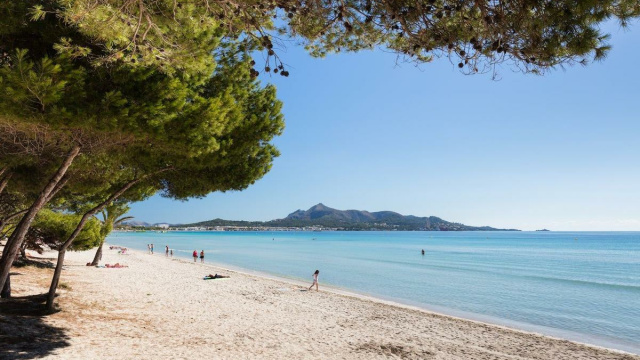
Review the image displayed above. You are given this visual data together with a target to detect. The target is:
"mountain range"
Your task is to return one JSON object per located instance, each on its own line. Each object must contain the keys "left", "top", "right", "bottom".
{"left": 168, "top": 203, "right": 519, "bottom": 231}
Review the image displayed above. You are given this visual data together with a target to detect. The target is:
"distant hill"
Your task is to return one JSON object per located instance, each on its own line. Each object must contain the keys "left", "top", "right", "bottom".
{"left": 178, "top": 203, "right": 519, "bottom": 231}
{"left": 122, "top": 220, "right": 150, "bottom": 227}
{"left": 121, "top": 221, "right": 174, "bottom": 228}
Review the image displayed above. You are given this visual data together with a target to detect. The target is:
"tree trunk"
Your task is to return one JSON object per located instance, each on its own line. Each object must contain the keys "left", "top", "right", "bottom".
{"left": 46, "top": 211, "right": 92, "bottom": 310}
{"left": 46, "top": 248, "right": 66, "bottom": 310}
{"left": 0, "top": 145, "right": 80, "bottom": 293}
{"left": 20, "top": 242, "right": 27, "bottom": 259}
{"left": 90, "top": 241, "right": 104, "bottom": 266}
{"left": 0, "top": 274, "right": 9, "bottom": 298}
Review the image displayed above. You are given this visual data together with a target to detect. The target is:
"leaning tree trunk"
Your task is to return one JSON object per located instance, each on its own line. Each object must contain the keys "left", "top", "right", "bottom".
{"left": 46, "top": 247, "right": 66, "bottom": 309}
{"left": 0, "top": 274, "right": 9, "bottom": 298}
{"left": 47, "top": 209, "right": 99, "bottom": 310}
{"left": 0, "top": 146, "right": 80, "bottom": 295}
{"left": 47, "top": 216, "right": 92, "bottom": 311}
{"left": 90, "top": 241, "right": 104, "bottom": 266}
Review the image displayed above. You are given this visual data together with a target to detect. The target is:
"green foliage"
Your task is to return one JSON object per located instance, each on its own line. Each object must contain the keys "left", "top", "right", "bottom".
{"left": 1, "top": 0, "right": 225, "bottom": 76}
{"left": 119, "top": 45, "right": 285, "bottom": 200}
{"left": 8, "top": 0, "right": 636, "bottom": 77}
{"left": 0, "top": 50, "right": 79, "bottom": 113}
{"left": 0, "top": 15, "right": 285, "bottom": 263}
{"left": 1, "top": 3, "right": 234, "bottom": 158}
{"left": 99, "top": 201, "right": 132, "bottom": 240}
{"left": 0, "top": 51, "right": 223, "bottom": 157}
{"left": 276, "top": 0, "right": 640, "bottom": 75}
{"left": 0, "top": 42, "right": 284, "bottom": 229}
{"left": 0, "top": 3, "right": 285, "bottom": 218}
{"left": 25, "top": 209, "right": 102, "bottom": 251}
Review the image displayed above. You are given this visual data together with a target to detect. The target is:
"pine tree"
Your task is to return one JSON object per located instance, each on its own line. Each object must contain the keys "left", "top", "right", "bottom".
{"left": 0, "top": 5, "right": 284, "bottom": 297}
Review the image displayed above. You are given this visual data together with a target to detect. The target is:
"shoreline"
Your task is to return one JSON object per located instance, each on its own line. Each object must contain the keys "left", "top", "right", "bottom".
{"left": 127, "top": 245, "right": 640, "bottom": 356}
{"left": 4, "top": 245, "right": 639, "bottom": 359}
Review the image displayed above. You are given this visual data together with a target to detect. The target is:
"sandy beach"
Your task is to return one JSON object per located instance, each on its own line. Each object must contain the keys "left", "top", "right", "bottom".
{"left": 2, "top": 245, "right": 638, "bottom": 360}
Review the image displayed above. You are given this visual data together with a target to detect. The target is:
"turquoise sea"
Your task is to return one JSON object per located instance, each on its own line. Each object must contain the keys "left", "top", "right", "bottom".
{"left": 108, "top": 231, "right": 640, "bottom": 354}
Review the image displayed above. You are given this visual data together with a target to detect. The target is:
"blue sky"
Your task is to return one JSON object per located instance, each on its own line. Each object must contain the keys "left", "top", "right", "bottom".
{"left": 129, "top": 22, "right": 640, "bottom": 231}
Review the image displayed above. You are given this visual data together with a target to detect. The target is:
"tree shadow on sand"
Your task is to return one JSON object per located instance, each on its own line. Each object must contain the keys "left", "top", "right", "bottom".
{"left": 13, "top": 257, "right": 56, "bottom": 269}
{"left": 0, "top": 291, "right": 70, "bottom": 359}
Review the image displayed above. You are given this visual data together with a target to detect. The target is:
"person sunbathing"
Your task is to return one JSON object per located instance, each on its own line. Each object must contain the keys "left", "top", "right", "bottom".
{"left": 205, "top": 273, "right": 229, "bottom": 279}
{"left": 105, "top": 263, "right": 128, "bottom": 268}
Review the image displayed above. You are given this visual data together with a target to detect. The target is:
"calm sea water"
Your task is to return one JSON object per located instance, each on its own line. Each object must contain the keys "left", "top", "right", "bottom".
{"left": 108, "top": 231, "right": 640, "bottom": 353}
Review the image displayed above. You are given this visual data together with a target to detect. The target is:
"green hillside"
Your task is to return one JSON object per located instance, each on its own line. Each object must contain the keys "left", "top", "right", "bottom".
{"left": 177, "top": 203, "right": 519, "bottom": 231}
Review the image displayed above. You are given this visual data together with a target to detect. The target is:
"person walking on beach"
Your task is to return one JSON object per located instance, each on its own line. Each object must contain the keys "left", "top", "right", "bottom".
{"left": 147, "top": 244, "right": 151, "bottom": 254}
{"left": 308, "top": 270, "right": 320, "bottom": 292}
{"left": 193, "top": 250, "right": 198, "bottom": 262}
{"left": 165, "top": 245, "right": 169, "bottom": 257}
{"left": 150, "top": 244, "right": 154, "bottom": 254}
{"left": 170, "top": 249, "right": 173, "bottom": 257}
{"left": 200, "top": 250, "right": 205, "bottom": 263}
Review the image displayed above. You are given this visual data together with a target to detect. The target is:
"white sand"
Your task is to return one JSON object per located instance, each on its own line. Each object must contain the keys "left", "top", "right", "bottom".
{"left": 5, "top": 246, "right": 639, "bottom": 360}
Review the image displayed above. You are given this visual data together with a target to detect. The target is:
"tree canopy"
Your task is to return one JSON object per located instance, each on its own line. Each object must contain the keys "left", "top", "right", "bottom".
{"left": 11, "top": 0, "right": 640, "bottom": 77}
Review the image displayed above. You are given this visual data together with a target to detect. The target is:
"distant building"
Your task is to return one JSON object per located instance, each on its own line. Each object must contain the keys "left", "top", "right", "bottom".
{"left": 156, "top": 223, "right": 170, "bottom": 229}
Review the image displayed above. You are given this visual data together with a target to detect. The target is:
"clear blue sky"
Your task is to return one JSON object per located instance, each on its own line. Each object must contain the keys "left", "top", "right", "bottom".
{"left": 129, "top": 22, "right": 640, "bottom": 231}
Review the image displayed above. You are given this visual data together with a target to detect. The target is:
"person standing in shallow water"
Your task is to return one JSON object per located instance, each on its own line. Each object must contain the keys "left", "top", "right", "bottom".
{"left": 192, "top": 250, "right": 198, "bottom": 262}
{"left": 150, "top": 244, "right": 154, "bottom": 254}
{"left": 308, "top": 270, "right": 319, "bottom": 292}
{"left": 200, "top": 250, "right": 205, "bottom": 263}
{"left": 165, "top": 245, "right": 169, "bottom": 257}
